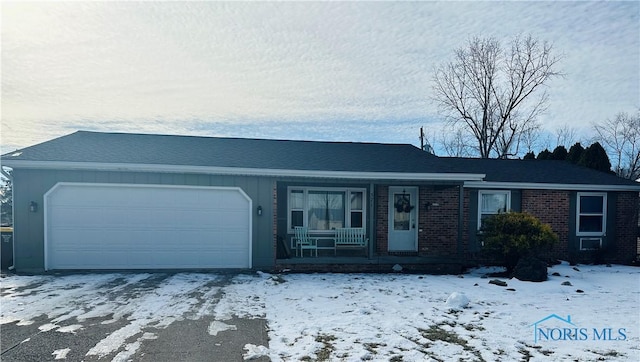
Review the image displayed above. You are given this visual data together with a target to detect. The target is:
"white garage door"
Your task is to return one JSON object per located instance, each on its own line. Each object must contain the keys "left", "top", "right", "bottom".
{"left": 44, "top": 183, "right": 252, "bottom": 270}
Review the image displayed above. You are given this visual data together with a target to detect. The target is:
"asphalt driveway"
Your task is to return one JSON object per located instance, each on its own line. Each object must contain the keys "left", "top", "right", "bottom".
{"left": 0, "top": 272, "right": 269, "bottom": 362}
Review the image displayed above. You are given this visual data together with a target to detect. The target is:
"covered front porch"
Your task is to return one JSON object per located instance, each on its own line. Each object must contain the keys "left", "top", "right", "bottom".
{"left": 274, "top": 180, "right": 470, "bottom": 271}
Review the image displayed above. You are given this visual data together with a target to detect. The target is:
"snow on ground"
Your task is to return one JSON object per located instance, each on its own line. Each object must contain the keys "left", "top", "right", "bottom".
{"left": 217, "top": 263, "right": 640, "bottom": 361}
{"left": 52, "top": 348, "right": 70, "bottom": 360}
{"left": 1, "top": 273, "right": 223, "bottom": 359}
{"left": 1, "top": 263, "right": 639, "bottom": 361}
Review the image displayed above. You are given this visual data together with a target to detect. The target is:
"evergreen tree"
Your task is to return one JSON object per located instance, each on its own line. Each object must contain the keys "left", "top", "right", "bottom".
{"left": 537, "top": 149, "right": 551, "bottom": 160}
{"left": 550, "top": 145, "right": 568, "bottom": 160}
{"left": 566, "top": 142, "right": 584, "bottom": 164}
{"left": 523, "top": 151, "right": 536, "bottom": 160}
{"left": 579, "top": 142, "right": 613, "bottom": 173}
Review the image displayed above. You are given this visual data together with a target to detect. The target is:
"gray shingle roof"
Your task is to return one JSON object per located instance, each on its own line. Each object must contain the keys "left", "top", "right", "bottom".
{"left": 442, "top": 157, "right": 638, "bottom": 186}
{"left": 2, "top": 131, "right": 447, "bottom": 173}
{"left": 2, "top": 131, "right": 638, "bottom": 187}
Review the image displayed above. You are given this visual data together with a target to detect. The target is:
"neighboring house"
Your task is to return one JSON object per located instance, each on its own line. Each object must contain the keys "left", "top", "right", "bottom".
{"left": 2, "top": 131, "right": 639, "bottom": 273}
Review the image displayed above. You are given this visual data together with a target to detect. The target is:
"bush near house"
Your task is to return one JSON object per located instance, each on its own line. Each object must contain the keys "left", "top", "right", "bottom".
{"left": 481, "top": 212, "right": 558, "bottom": 274}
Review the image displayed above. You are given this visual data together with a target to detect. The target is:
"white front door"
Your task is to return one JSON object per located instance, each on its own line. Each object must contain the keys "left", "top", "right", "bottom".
{"left": 388, "top": 187, "right": 418, "bottom": 251}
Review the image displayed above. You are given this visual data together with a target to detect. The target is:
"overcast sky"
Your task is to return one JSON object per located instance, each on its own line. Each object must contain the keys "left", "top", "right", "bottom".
{"left": 1, "top": 1, "right": 638, "bottom": 154}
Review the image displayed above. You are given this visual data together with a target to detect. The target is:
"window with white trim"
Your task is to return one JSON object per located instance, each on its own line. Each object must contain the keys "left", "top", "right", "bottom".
{"left": 287, "top": 187, "right": 366, "bottom": 232}
{"left": 478, "top": 190, "right": 511, "bottom": 229}
{"left": 577, "top": 192, "right": 607, "bottom": 236}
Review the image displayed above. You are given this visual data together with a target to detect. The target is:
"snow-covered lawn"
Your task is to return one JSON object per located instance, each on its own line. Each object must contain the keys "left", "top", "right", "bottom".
{"left": 1, "top": 262, "right": 639, "bottom": 361}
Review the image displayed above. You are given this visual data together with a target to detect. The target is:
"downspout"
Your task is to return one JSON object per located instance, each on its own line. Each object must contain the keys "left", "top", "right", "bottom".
{"left": 1, "top": 166, "right": 15, "bottom": 271}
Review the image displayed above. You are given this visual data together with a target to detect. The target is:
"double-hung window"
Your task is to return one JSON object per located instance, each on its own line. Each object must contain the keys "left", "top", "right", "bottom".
{"left": 576, "top": 192, "right": 607, "bottom": 236}
{"left": 478, "top": 190, "right": 511, "bottom": 229}
{"left": 288, "top": 187, "right": 366, "bottom": 232}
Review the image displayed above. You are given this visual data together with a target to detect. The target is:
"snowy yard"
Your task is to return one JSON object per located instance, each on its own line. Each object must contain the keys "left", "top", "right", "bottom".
{"left": 1, "top": 262, "right": 639, "bottom": 361}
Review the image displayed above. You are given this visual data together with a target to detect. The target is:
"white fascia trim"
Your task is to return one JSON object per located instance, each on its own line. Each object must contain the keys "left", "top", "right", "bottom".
{"left": 3, "top": 160, "right": 486, "bottom": 181}
{"left": 464, "top": 181, "right": 640, "bottom": 192}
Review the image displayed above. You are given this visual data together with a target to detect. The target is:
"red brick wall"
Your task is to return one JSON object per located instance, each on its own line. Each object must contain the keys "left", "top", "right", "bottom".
{"left": 614, "top": 191, "right": 639, "bottom": 263}
{"left": 375, "top": 185, "right": 462, "bottom": 257}
{"left": 521, "top": 189, "right": 571, "bottom": 260}
{"left": 418, "top": 186, "right": 460, "bottom": 256}
{"left": 462, "top": 189, "right": 471, "bottom": 254}
{"left": 518, "top": 190, "right": 638, "bottom": 264}
{"left": 376, "top": 185, "right": 389, "bottom": 254}
{"left": 355, "top": 186, "right": 635, "bottom": 264}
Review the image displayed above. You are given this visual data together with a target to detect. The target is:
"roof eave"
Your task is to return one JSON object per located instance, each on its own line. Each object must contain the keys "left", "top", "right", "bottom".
{"left": 464, "top": 181, "right": 640, "bottom": 192}
{"left": 2, "top": 160, "right": 486, "bottom": 182}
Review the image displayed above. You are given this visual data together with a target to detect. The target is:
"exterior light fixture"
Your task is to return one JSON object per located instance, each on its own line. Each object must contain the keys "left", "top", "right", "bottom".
{"left": 425, "top": 202, "right": 439, "bottom": 211}
{"left": 257, "top": 205, "right": 263, "bottom": 216}
{"left": 29, "top": 201, "right": 38, "bottom": 213}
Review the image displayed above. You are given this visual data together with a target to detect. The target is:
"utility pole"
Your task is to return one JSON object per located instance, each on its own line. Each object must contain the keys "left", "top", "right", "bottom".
{"left": 419, "top": 127, "right": 433, "bottom": 154}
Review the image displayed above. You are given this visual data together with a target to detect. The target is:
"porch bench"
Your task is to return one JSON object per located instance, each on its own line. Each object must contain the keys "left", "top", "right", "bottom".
{"left": 334, "top": 228, "right": 368, "bottom": 256}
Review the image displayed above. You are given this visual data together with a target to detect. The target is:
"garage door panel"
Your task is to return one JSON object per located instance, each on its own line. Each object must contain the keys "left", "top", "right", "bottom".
{"left": 51, "top": 229, "right": 105, "bottom": 248}
{"left": 50, "top": 207, "right": 104, "bottom": 226}
{"left": 45, "top": 183, "right": 251, "bottom": 270}
{"left": 221, "top": 210, "right": 252, "bottom": 225}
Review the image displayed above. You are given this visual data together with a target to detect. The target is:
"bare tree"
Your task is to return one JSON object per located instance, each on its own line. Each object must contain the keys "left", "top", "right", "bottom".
{"left": 555, "top": 125, "right": 578, "bottom": 148}
{"left": 441, "top": 128, "right": 475, "bottom": 157}
{"left": 520, "top": 127, "right": 540, "bottom": 154}
{"left": 433, "top": 35, "right": 561, "bottom": 158}
{"left": 593, "top": 111, "right": 640, "bottom": 180}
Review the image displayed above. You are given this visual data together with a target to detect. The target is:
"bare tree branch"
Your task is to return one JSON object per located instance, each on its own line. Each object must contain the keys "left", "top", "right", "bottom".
{"left": 555, "top": 124, "right": 579, "bottom": 148}
{"left": 440, "top": 126, "right": 475, "bottom": 157}
{"left": 433, "top": 35, "right": 562, "bottom": 158}
{"left": 593, "top": 111, "right": 640, "bottom": 180}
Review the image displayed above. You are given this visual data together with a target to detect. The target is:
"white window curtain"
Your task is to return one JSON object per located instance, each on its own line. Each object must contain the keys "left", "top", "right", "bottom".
{"left": 288, "top": 188, "right": 366, "bottom": 232}
{"left": 478, "top": 191, "right": 511, "bottom": 229}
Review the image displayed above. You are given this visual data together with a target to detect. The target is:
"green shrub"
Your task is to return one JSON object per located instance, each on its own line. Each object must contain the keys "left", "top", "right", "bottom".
{"left": 481, "top": 212, "right": 558, "bottom": 272}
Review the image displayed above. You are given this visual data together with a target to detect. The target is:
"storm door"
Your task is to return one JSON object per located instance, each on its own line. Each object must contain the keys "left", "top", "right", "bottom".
{"left": 388, "top": 187, "right": 418, "bottom": 251}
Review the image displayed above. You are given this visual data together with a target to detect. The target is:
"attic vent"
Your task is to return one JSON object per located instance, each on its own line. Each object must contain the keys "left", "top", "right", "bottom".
{"left": 10, "top": 152, "right": 22, "bottom": 157}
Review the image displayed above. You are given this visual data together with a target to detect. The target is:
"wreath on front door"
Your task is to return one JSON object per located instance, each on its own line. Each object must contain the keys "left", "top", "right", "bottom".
{"left": 394, "top": 193, "right": 414, "bottom": 213}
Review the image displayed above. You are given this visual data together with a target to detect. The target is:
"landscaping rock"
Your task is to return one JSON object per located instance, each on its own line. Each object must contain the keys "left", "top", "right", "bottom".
{"left": 489, "top": 279, "right": 508, "bottom": 287}
{"left": 513, "top": 256, "right": 547, "bottom": 282}
{"left": 551, "top": 272, "right": 561, "bottom": 276}
{"left": 561, "top": 281, "right": 572, "bottom": 286}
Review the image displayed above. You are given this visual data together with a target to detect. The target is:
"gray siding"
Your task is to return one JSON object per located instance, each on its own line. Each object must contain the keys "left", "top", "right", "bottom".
{"left": 12, "top": 169, "right": 276, "bottom": 272}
